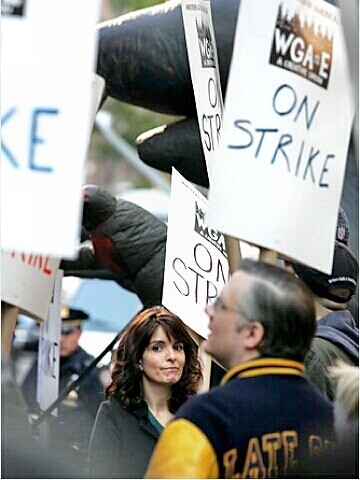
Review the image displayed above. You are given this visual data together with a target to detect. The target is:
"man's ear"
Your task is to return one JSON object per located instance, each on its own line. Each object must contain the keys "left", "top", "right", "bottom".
{"left": 243, "top": 321, "right": 265, "bottom": 349}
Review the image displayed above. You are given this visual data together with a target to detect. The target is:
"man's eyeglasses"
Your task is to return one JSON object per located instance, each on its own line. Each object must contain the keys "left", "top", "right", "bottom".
{"left": 212, "top": 296, "right": 240, "bottom": 314}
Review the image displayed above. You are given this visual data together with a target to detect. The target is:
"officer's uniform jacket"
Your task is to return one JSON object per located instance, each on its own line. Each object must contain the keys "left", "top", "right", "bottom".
{"left": 22, "top": 347, "right": 105, "bottom": 468}
{"left": 145, "top": 358, "right": 336, "bottom": 479}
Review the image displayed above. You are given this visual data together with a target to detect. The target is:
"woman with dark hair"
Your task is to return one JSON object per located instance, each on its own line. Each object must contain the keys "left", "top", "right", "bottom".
{"left": 87, "top": 305, "right": 202, "bottom": 478}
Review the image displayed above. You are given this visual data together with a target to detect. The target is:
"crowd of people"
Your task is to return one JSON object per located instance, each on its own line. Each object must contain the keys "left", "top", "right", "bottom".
{"left": 2, "top": 0, "right": 358, "bottom": 477}
{"left": 1, "top": 207, "right": 359, "bottom": 479}
{"left": 146, "top": 260, "right": 336, "bottom": 478}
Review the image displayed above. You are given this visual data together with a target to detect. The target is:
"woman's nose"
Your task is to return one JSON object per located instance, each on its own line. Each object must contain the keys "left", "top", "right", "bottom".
{"left": 167, "top": 347, "right": 176, "bottom": 360}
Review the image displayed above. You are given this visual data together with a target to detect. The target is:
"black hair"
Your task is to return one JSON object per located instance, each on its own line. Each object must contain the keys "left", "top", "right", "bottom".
{"left": 106, "top": 305, "right": 202, "bottom": 413}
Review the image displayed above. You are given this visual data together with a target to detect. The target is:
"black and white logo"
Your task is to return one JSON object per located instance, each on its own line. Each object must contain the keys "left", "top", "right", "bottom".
{"left": 194, "top": 202, "right": 227, "bottom": 256}
{"left": 269, "top": 3, "right": 333, "bottom": 89}
{"left": 196, "top": 17, "right": 216, "bottom": 68}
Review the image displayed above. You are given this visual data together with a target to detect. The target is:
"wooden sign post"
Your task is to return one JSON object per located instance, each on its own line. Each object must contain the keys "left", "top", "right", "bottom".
{"left": 1, "top": 302, "right": 19, "bottom": 363}
{"left": 259, "top": 248, "right": 278, "bottom": 266}
{"left": 224, "top": 235, "right": 242, "bottom": 274}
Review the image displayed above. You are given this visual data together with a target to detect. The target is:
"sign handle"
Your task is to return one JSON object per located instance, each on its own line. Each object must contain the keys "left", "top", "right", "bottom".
{"left": 197, "top": 340, "right": 212, "bottom": 393}
{"left": 1, "top": 302, "right": 19, "bottom": 362}
{"left": 187, "top": 328, "right": 211, "bottom": 393}
{"left": 224, "top": 235, "right": 242, "bottom": 274}
{"left": 259, "top": 248, "right": 278, "bottom": 265}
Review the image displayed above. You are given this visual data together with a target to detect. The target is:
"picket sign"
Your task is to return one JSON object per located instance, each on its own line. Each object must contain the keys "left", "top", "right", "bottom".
{"left": 180, "top": 0, "right": 242, "bottom": 279}
{"left": 206, "top": 0, "right": 354, "bottom": 274}
{"left": 163, "top": 169, "right": 229, "bottom": 336}
{"left": 87, "top": 73, "right": 106, "bottom": 141}
{"left": 1, "top": 250, "right": 60, "bottom": 322}
{"left": 162, "top": 169, "right": 230, "bottom": 389}
{"left": 180, "top": 0, "right": 223, "bottom": 180}
{"left": 37, "top": 270, "right": 63, "bottom": 415}
{"left": 180, "top": 0, "right": 243, "bottom": 387}
{"left": 1, "top": 0, "right": 101, "bottom": 257}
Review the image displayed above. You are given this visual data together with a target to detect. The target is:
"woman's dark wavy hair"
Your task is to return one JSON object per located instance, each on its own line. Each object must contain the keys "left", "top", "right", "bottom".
{"left": 106, "top": 305, "right": 202, "bottom": 413}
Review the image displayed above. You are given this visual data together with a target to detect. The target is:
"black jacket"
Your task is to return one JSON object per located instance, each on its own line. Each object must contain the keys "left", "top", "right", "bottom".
{"left": 88, "top": 397, "right": 160, "bottom": 479}
{"left": 22, "top": 347, "right": 105, "bottom": 417}
{"left": 61, "top": 186, "right": 167, "bottom": 306}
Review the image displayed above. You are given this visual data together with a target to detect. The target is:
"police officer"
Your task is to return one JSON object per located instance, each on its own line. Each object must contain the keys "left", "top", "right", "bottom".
{"left": 21, "top": 306, "right": 108, "bottom": 476}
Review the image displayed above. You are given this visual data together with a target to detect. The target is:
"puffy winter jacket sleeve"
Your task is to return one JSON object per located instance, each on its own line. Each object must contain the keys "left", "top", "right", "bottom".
{"left": 60, "top": 244, "right": 136, "bottom": 293}
{"left": 98, "top": 199, "right": 167, "bottom": 305}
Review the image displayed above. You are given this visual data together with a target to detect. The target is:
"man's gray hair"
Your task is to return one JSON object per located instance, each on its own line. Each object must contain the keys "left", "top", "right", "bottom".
{"left": 235, "top": 259, "right": 316, "bottom": 362}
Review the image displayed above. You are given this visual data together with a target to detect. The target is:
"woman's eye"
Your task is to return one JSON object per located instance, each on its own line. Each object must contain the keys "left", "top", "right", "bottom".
{"left": 152, "top": 345, "right": 161, "bottom": 352}
{"left": 175, "top": 344, "right": 184, "bottom": 351}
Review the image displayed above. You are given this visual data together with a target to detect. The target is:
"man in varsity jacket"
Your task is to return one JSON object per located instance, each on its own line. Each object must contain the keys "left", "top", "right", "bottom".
{"left": 145, "top": 259, "right": 336, "bottom": 479}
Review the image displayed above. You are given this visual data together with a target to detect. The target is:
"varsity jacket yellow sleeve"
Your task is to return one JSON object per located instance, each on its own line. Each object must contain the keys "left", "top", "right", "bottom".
{"left": 144, "top": 418, "right": 219, "bottom": 478}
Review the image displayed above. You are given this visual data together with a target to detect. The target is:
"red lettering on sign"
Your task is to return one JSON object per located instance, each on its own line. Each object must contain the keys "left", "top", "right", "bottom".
{"left": 10, "top": 252, "right": 53, "bottom": 276}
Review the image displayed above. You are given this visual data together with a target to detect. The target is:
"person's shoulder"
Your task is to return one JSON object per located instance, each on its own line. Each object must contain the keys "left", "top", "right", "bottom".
{"left": 176, "top": 384, "right": 227, "bottom": 416}
{"left": 98, "top": 396, "right": 120, "bottom": 410}
{"left": 308, "top": 336, "right": 333, "bottom": 353}
{"left": 99, "top": 397, "right": 135, "bottom": 416}
{"left": 173, "top": 385, "right": 238, "bottom": 439}
{"left": 96, "top": 397, "right": 126, "bottom": 420}
{"left": 307, "top": 337, "right": 351, "bottom": 363}
{"left": 305, "top": 338, "right": 339, "bottom": 376}
{"left": 74, "top": 347, "right": 107, "bottom": 378}
{"left": 76, "top": 346, "right": 95, "bottom": 365}
{"left": 97, "top": 398, "right": 144, "bottom": 433}
{"left": 320, "top": 309, "right": 357, "bottom": 330}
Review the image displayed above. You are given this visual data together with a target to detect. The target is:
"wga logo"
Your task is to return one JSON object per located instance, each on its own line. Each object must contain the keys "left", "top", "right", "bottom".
{"left": 194, "top": 202, "right": 227, "bottom": 256}
{"left": 269, "top": 3, "right": 333, "bottom": 89}
{"left": 196, "top": 18, "right": 216, "bottom": 68}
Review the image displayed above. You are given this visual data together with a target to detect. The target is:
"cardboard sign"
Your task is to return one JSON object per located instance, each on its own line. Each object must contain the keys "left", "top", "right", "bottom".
{"left": 181, "top": 0, "right": 223, "bottom": 180}
{"left": 1, "top": 0, "right": 101, "bottom": 257}
{"left": 162, "top": 168, "right": 229, "bottom": 339}
{"left": 206, "top": 0, "right": 354, "bottom": 274}
{"left": 37, "top": 270, "right": 62, "bottom": 414}
{"left": 1, "top": 250, "right": 60, "bottom": 322}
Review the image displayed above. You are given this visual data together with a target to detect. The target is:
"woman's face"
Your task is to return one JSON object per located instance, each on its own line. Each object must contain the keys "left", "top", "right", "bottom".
{"left": 140, "top": 325, "right": 186, "bottom": 386}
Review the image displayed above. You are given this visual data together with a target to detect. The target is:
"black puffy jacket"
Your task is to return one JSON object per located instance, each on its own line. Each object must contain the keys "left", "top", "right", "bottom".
{"left": 61, "top": 185, "right": 167, "bottom": 306}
